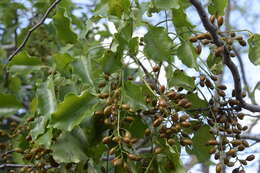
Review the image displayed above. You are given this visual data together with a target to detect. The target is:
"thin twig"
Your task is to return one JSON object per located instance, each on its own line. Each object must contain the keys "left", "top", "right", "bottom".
{"left": 0, "top": 164, "right": 33, "bottom": 169}
{"left": 189, "top": 0, "right": 260, "bottom": 112}
{"left": 7, "top": 0, "right": 62, "bottom": 62}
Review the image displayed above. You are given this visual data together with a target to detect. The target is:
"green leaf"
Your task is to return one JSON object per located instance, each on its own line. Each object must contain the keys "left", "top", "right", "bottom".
{"left": 126, "top": 115, "right": 147, "bottom": 138}
{"left": 172, "top": 7, "right": 194, "bottom": 40}
{"left": 169, "top": 70, "right": 195, "bottom": 90}
{"left": 8, "top": 51, "right": 42, "bottom": 73}
{"left": 0, "top": 93, "right": 22, "bottom": 116}
{"left": 102, "top": 50, "right": 122, "bottom": 74}
{"left": 172, "top": 8, "right": 193, "bottom": 28}
{"left": 190, "top": 125, "right": 214, "bottom": 163}
{"left": 108, "top": 0, "right": 130, "bottom": 17}
{"left": 186, "top": 93, "right": 208, "bottom": 110}
{"left": 128, "top": 37, "right": 139, "bottom": 56}
{"left": 30, "top": 115, "right": 49, "bottom": 140}
{"left": 72, "top": 56, "right": 95, "bottom": 87}
{"left": 122, "top": 81, "right": 153, "bottom": 110}
{"left": 50, "top": 91, "right": 98, "bottom": 131}
{"left": 51, "top": 132, "right": 87, "bottom": 163}
{"left": 37, "top": 77, "right": 57, "bottom": 116}
{"left": 154, "top": 0, "right": 180, "bottom": 9}
{"left": 54, "top": 53, "right": 73, "bottom": 74}
{"left": 9, "top": 51, "right": 41, "bottom": 66}
{"left": 177, "top": 42, "right": 197, "bottom": 69}
{"left": 248, "top": 34, "right": 260, "bottom": 65}
{"left": 53, "top": 8, "right": 77, "bottom": 44}
{"left": 35, "top": 128, "right": 53, "bottom": 148}
{"left": 206, "top": 53, "right": 223, "bottom": 74}
{"left": 144, "top": 27, "right": 173, "bottom": 62}
{"left": 208, "top": 0, "right": 228, "bottom": 16}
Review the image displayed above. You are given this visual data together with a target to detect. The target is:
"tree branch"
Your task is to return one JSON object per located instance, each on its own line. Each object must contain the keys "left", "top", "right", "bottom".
{"left": 189, "top": 0, "right": 260, "bottom": 112}
{"left": 0, "top": 164, "right": 33, "bottom": 169}
{"left": 7, "top": 0, "right": 62, "bottom": 62}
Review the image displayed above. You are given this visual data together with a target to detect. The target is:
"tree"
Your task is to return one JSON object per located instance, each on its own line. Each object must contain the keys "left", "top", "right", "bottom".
{"left": 0, "top": 0, "right": 260, "bottom": 172}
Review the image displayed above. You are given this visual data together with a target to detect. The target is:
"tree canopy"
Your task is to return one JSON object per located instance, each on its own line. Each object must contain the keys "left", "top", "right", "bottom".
{"left": 0, "top": 0, "right": 260, "bottom": 173}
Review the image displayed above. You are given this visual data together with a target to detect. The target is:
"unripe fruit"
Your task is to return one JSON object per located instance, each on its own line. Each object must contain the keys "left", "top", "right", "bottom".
{"left": 127, "top": 153, "right": 141, "bottom": 161}
{"left": 112, "top": 158, "right": 123, "bottom": 166}
{"left": 217, "top": 85, "right": 227, "bottom": 90}
{"left": 98, "top": 82, "right": 106, "bottom": 88}
{"left": 239, "top": 40, "right": 247, "bottom": 47}
{"left": 167, "top": 139, "right": 176, "bottom": 145}
{"left": 124, "top": 116, "right": 134, "bottom": 122}
{"left": 181, "top": 139, "right": 193, "bottom": 146}
{"left": 112, "top": 136, "right": 120, "bottom": 143}
{"left": 217, "top": 16, "right": 224, "bottom": 27}
{"left": 227, "top": 149, "right": 236, "bottom": 156}
{"left": 246, "top": 154, "right": 255, "bottom": 161}
{"left": 181, "top": 121, "right": 191, "bottom": 128}
{"left": 240, "top": 160, "right": 247, "bottom": 165}
{"left": 104, "top": 106, "right": 112, "bottom": 115}
{"left": 215, "top": 46, "right": 224, "bottom": 57}
{"left": 209, "top": 147, "right": 217, "bottom": 154}
{"left": 207, "top": 139, "right": 218, "bottom": 145}
{"left": 154, "top": 147, "right": 163, "bottom": 154}
{"left": 160, "top": 85, "right": 165, "bottom": 93}
{"left": 216, "top": 163, "right": 222, "bottom": 173}
{"left": 189, "top": 36, "right": 198, "bottom": 42}
{"left": 195, "top": 45, "right": 202, "bottom": 55}
{"left": 158, "top": 98, "right": 167, "bottom": 108}
{"left": 153, "top": 65, "right": 160, "bottom": 72}
{"left": 166, "top": 91, "right": 178, "bottom": 100}
{"left": 153, "top": 117, "right": 163, "bottom": 127}
{"left": 102, "top": 136, "right": 111, "bottom": 144}
{"left": 109, "top": 147, "right": 117, "bottom": 155}
{"left": 210, "top": 15, "right": 215, "bottom": 24}
{"left": 145, "top": 128, "right": 151, "bottom": 136}
{"left": 121, "top": 104, "right": 130, "bottom": 110}
{"left": 98, "top": 93, "right": 109, "bottom": 99}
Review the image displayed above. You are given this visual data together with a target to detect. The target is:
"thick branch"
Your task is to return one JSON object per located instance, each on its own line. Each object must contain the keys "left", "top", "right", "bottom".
{"left": 7, "top": 0, "right": 62, "bottom": 62}
{"left": 189, "top": 0, "right": 260, "bottom": 112}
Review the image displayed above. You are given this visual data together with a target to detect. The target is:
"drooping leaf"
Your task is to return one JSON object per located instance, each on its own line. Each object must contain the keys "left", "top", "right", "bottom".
{"left": 168, "top": 69, "right": 195, "bottom": 90}
{"left": 50, "top": 91, "right": 98, "bottom": 131}
{"left": 35, "top": 128, "right": 53, "bottom": 148}
{"left": 53, "top": 8, "right": 77, "bottom": 44}
{"left": 248, "top": 34, "right": 260, "bottom": 65}
{"left": 144, "top": 27, "right": 173, "bottom": 62}
{"left": 37, "top": 77, "right": 57, "bottom": 116}
{"left": 108, "top": 0, "right": 130, "bottom": 17}
{"left": 208, "top": 0, "right": 228, "bottom": 16}
{"left": 154, "top": 0, "right": 180, "bottom": 9}
{"left": 0, "top": 93, "right": 22, "bottom": 116}
{"left": 51, "top": 132, "right": 87, "bottom": 163}
{"left": 177, "top": 42, "right": 197, "bottom": 69}
{"left": 30, "top": 115, "right": 49, "bottom": 140}
{"left": 190, "top": 125, "right": 214, "bottom": 163}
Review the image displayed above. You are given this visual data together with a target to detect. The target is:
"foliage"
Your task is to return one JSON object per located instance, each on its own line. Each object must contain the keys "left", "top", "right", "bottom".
{"left": 0, "top": 0, "right": 259, "bottom": 173}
